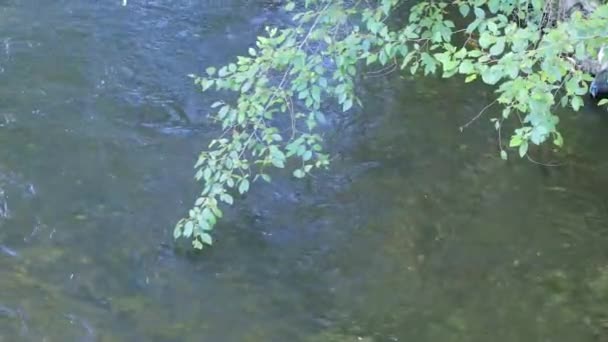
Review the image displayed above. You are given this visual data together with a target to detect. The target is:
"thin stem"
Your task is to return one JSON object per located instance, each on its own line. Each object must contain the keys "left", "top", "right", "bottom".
{"left": 460, "top": 99, "right": 497, "bottom": 131}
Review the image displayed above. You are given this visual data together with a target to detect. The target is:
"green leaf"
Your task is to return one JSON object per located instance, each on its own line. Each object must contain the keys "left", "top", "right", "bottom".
{"left": 318, "top": 77, "right": 328, "bottom": 88}
{"left": 311, "top": 86, "right": 321, "bottom": 103}
{"left": 315, "top": 111, "right": 327, "bottom": 124}
{"left": 298, "top": 89, "right": 309, "bottom": 100}
{"left": 421, "top": 53, "right": 437, "bottom": 75}
{"left": 285, "top": 1, "right": 295, "bottom": 11}
{"left": 465, "top": 74, "right": 477, "bottom": 83}
{"left": 201, "top": 79, "right": 213, "bottom": 91}
{"left": 598, "top": 99, "right": 608, "bottom": 106}
{"left": 183, "top": 221, "right": 194, "bottom": 238}
{"left": 459, "top": 60, "right": 474, "bottom": 74}
{"left": 553, "top": 132, "right": 564, "bottom": 147}
{"left": 248, "top": 47, "right": 257, "bottom": 57}
{"left": 575, "top": 42, "right": 586, "bottom": 60}
{"left": 381, "top": 0, "right": 391, "bottom": 15}
{"left": 459, "top": 4, "right": 470, "bottom": 17}
{"left": 366, "top": 54, "right": 377, "bottom": 65}
{"left": 500, "top": 150, "right": 508, "bottom": 160}
{"left": 303, "top": 150, "right": 312, "bottom": 161}
{"left": 200, "top": 233, "right": 213, "bottom": 245}
{"left": 271, "top": 159, "right": 285, "bottom": 168}
{"left": 241, "top": 80, "right": 253, "bottom": 93}
{"left": 206, "top": 67, "right": 216, "bottom": 76}
{"left": 571, "top": 96, "right": 583, "bottom": 111}
{"left": 379, "top": 50, "right": 388, "bottom": 65}
{"left": 518, "top": 141, "right": 528, "bottom": 158}
{"left": 211, "top": 205, "right": 223, "bottom": 218}
{"left": 488, "top": 0, "right": 500, "bottom": 13}
{"left": 509, "top": 135, "right": 522, "bottom": 147}
{"left": 173, "top": 224, "right": 182, "bottom": 239}
{"left": 293, "top": 169, "right": 305, "bottom": 178}
{"left": 478, "top": 32, "right": 494, "bottom": 49}
{"left": 238, "top": 179, "right": 250, "bottom": 194}
{"left": 466, "top": 18, "right": 481, "bottom": 33}
{"left": 489, "top": 37, "right": 505, "bottom": 56}
{"left": 343, "top": 98, "right": 353, "bottom": 112}
{"left": 410, "top": 62, "right": 419, "bottom": 75}
{"left": 220, "top": 193, "right": 234, "bottom": 205}
{"left": 530, "top": 125, "right": 548, "bottom": 145}
{"left": 219, "top": 105, "right": 230, "bottom": 118}
{"left": 481, "top": 66, "right": 502, "bottom": 85}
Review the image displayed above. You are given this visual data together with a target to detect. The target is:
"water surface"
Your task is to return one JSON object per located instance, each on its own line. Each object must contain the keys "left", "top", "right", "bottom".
{"left": 1, "top": 1, "right": 608, "bottom": 341}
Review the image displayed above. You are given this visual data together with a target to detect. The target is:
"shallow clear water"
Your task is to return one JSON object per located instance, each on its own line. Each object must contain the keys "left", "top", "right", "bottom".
{"left": 1, "top": 1, "right": 608, "bottom": 341}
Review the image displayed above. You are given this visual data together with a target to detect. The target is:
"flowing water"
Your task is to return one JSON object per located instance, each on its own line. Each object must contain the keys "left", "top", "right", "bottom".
{"left": 1, "top": 0, "right": 608, "bottom": 341}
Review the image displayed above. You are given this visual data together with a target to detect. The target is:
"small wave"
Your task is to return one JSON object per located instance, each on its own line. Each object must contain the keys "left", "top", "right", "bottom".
{"left": 0, "top": 245, "right": 18, "bottom": 257}
{"left": 64, "top": 313, "right": 96, "bottom": 342}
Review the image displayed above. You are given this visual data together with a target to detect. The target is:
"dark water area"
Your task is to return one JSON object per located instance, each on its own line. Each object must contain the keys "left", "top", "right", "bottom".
{"left": 0, "top": 0, "right": 608, "bottom": 341}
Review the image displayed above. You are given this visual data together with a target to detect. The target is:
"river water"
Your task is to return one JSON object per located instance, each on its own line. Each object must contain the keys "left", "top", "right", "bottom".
{"left": 1, "top": 0, "right": 608, "bottom": 341}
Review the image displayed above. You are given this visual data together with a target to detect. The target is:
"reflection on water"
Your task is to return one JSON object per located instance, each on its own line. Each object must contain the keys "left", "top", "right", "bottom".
{"left": 0, "top": 0, "right": 607, "bottom": 341}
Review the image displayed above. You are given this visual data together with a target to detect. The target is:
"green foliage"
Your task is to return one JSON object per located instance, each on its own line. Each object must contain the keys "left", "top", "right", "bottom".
{"left": 175, "top": 0, "right": 608, "bottom": 248}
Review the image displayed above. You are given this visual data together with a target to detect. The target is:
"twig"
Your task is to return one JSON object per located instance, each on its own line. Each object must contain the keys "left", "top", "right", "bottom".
{"left": 365, "top": 62, "right": 397, "bottom": 77}
{"left": 460, "top": 99, "right": 498, "bottom": 131}
{"left": 497, "top": 117, "right": 504, "bottom": 152}
{"left": 526, "top": 154, "right": 563, "bottom": 167}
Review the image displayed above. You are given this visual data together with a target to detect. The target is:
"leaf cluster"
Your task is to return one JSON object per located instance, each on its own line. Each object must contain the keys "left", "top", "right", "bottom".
{"left": 176, "top": 0, "right": 608, "bottom": 249}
